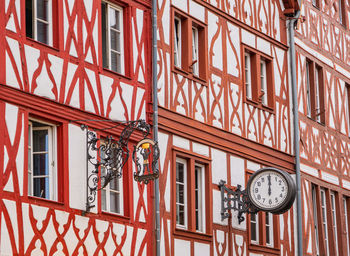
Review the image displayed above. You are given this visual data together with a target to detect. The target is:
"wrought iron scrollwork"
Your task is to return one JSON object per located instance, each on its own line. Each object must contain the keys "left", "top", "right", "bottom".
{"left": 219, "top": 180, "right": 258, "bottom": 224}
{"left": 84, "top": 120, "right": 158, "bottom": 212}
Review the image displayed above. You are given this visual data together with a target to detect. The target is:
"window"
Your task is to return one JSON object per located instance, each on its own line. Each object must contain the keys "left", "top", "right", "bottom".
{"left": 249, "top": 212, "right": 275, "bottom": 248}
{"left": 243, "top": 48, "right": 274, "bottom": 108}
{"left": 174, "top": 155, "right": 209, "bottom": 235}
{"left": 173, "top": 10, "right": 207, "bottom": 80}
{"left": 174, "top": 17, "right": 181, "bottom": 69}
{"left": 28, "top": 119, "right": 57, "bottom": 200}
{"left": 26, "top": 0, "right": 58, "bottom": 47}
{"left": 320, "top": 189, "right": 329, "bottom": 256}
{"left": 338, "top": 0, "right": 346, "bottom": 26}
{"left": 305, "top": 60, "right": 325, "bottom": 123}
{"left": 344, "top": 197, "right": 350, "bottom": 256}
{"left": 312, "top": 186, "right": 320, "bottom": 256}
{"left": 312, "top": 0, "right": 320, "bottom": 8}
{"left": 330, "top": 192, "right": 338, "bottom": 256}
{"left": 102, "top": 2, "right": 124, "bottom": 74}
{"left": 312, "top": 185, "right": 343, "bottom": 256}
{"left": 100, "top": 142, "right": 123, "bottom": 214}
{"left": 245, "top": 53, "right": 252, "bottom": 99}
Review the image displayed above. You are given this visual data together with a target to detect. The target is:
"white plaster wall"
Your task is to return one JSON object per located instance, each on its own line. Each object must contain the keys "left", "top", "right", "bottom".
{"left": 194, "top": 242, "right": 210, "bottom": 256}
{"left": 174, "top": 239, "right": 191, "bottom": 256}
{"left": 68, "top": 124, "right": 87, "bottom": 211}
{"left": 211, "top": 148, "right": 227, "bottom": 184}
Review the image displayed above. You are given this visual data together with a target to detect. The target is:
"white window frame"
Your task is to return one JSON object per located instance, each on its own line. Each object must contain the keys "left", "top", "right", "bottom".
{"left": 194, "top": 163, "right": 205, "bottom": 232}
{"left": 330, "top": 192, "right": 338, "bottom": 256}
{"left": 306, "top": 61, "right": 312, "bottom": 118}
{"left": 250, "top": 212, "right": 259, "bottom": 244}
{"left": 191, "top": 26, "right": 199, "bottom": 76}
{"left": 28, "top": 119, "right": 57, "bottom": 201}
{"left": 103, "top": 2, "right": 124, "bottom": 74}
{"left": 32, "top": 0, "right": 53, "bottom": 46}
{"left": 265, "top": 212, "right": 274, "bottom": 247}
{"left": 260, "top": 59, "right": 268, "bottom": 105}
{"left": 320, "top": 189, "right": 329, "bottom": 256}
{"left": 245, "top": 52, "right": 252, "bottom": 99}
{"left": 100, "top": 141, "right": 124, "bottom": 214}
{"left": 339, "top": 0, "right": 343, "bottom": 24}
{"left": 174, "top": 17, "right": 182, "bottom": 68}
{"left": 312, "top": 186, "right": 320, "bottom": 256}
{"left": 344, "top": 198, "right": 350, "bottom": 256}
{"left": 176, "top": 157, "right": 187, "bottom": 229}
{"left": 315, "top": 67, "right": 321, "bottom": 122}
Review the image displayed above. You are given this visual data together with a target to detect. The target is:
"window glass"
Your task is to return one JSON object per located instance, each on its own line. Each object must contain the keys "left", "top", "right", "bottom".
{"left": 28, "top": 120, "right": 56, "bottom": 200}
{"left": 102, "top": 2, "right": 124, "bottom": 74}
{"left": 192, "top": 26, "right": 199, "bottom": 76}
{"left": 245, "top": 53, "right": 252, "bottom": 99}
{"left": 176, "top": 158, "right": 187, "bottom": 228}
{"left": 174, "top": 17, "right": 181, "bottom": 68}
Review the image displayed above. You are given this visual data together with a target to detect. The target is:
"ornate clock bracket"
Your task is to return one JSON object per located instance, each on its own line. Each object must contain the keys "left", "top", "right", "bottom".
{"left": 219, "top": 180, "right": 258, "bottom": 224}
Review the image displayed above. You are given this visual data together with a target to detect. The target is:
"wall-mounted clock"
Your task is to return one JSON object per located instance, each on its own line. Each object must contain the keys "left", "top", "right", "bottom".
{"left": 247, "top": 167, "right": 296, "bottom": 214}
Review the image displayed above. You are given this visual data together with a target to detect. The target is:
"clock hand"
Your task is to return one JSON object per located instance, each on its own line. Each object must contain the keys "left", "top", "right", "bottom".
{"left": 268, "top": 174, "right": 271, "bottom": 196}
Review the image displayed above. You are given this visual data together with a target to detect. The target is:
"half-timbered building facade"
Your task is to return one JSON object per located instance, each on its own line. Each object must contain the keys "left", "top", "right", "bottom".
{"left": 296, "top": 0, "right": 350, "bottom": 255}
{"left": 157, "top": 0, "right": 299, "bottom": 255}
{"left": 0, "top": 0, "right": 154, "bottom": 255}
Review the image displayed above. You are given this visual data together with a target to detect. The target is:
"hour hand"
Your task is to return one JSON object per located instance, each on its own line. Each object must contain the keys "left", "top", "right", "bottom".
{"left": 268, "top": 174, "right": 271, "bottom": 196}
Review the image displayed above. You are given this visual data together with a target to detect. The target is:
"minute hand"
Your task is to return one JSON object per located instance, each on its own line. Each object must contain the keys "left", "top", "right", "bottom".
{"left": 268, "top": 175, "right": 271, "bottom": 196}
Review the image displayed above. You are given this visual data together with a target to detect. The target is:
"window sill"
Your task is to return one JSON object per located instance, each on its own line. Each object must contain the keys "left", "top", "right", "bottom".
{"left": 102, "top": 67, "right": 132, "bottom": 81}
{"left": 26, "top": 37, "right": 59, "bottom": 53}
{"left": 244, "top": 98, "right": 275, "bottom": 114}
{"left": 28, "top": 195, "right": 64, "bottom": 208}
{"left": 174, "top": 228, "right": 212, "bottom": 242}
{"left": 172, "top": 68, "right": 207, "bottom": 86}
{"left": 249, "top": 244, "right": 280, "bottom": 255}
{"left": 101, "top": 210, "right": 130, "bottom": 222}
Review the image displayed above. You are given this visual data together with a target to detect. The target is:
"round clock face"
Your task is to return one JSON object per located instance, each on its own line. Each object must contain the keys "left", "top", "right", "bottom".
{"left": 247, "top": 168, "right": 296, "bottom": 213}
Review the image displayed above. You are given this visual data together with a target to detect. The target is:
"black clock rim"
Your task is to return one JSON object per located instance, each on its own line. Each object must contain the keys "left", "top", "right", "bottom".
{"left": 247, "top": 167, "right": 296, "bottom": 213}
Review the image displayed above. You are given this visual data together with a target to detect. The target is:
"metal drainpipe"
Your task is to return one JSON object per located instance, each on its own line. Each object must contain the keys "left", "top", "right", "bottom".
{"left": 151, "top": 0, "right": 161, "bottom": 255}
{"left": 288, "top": 10, "right": 303, "bottom": 256}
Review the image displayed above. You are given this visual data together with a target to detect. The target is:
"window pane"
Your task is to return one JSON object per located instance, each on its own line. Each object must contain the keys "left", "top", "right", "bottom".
{"left": 176, "top": 162, "right": 184, "bottom": 182}
{"left": 177, "top": 204, "right": 185, "bottom": 225}
{"left": 251, "top": 213, "right": 257, "bottom": 241}
{"left": 34, "top": 177, "right": 49, "bottom": 198}
{"left": 33, "top": 153, "right": 49, "bottom": 175}
{"left": 111, "top": 51, "right": 121, "bottom": 73}
{"left": 102, "top": 3, "right": 108, "bottom": 69}
{"left": 110, "top": 31, "right": 121, "bottom": 52}
{"left": 101, "top": 189, "right": 106, "bottom": 211}
{"left": 110, "top": 191, "right": 120, "bottom": 213}
{"left": 26, "top": 0, "right": 33, "bottom": 38}
{"left": 110, "top": 176, "right": 120, "bottom": 191}
{"left": 33, "top": 130, "right": 48, "bottom": 152}
{"left": 37, "top": 0, "right": 49, "bottom": 21}
{"left": 176, "top": 183, "right": 184, "bottom": 203}
{"left": 109, "top": 8, "right": 120, "bottom": 30}
{"left": 37, "top": 21, "right": 49, "bottom": 44}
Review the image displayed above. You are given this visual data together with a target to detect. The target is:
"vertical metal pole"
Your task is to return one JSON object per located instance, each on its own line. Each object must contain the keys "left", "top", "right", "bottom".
{"left": 151, "top": 0, "right": 160, "bottom": 255}
{"left": 288, "top": 12, "right": 303, "bottom": 256}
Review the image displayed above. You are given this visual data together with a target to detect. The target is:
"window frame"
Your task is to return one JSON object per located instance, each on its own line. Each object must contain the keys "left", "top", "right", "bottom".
{"left": 172, "top": 8, "right": 207, "bottom": 82}
{"left": 25, "top": 0, "right": 59, "bottom": 48}
{"left": 312, "top": 184, "right": 344, "bottom": 256}
{"left": 243, "top": 46, "right": 275, "bottom": 110}
{"left": 101, "top": 1, "right": 126, "bottom": 75}
{"left": 172, "top": 150, "right": 212, "bottom": 240}
{"left": 305, "top": 59, "right": 325, "bottom": 124}
{"left": 100, "top": 139, "right": 124, "bottom": 215}
{"left": 27, "top": 118, "right": 59, "bottom": 201}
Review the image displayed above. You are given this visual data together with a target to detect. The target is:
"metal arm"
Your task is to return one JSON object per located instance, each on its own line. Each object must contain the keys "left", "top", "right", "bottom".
{"left": 219, "top": 180, "right": 258, "bottom": 224}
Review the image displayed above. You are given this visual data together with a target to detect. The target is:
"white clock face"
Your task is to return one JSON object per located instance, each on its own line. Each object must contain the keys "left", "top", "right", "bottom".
{"left": 249, "top": 170, "right": 289, "bottom": 210}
